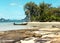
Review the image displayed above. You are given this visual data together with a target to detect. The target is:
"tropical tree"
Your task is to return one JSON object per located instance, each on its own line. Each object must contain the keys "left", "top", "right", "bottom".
{"left": 24, "top": 2, "right": 60, "bottom": 22}
{"left": 24, "top": 2, "right": 39, "bottom": 21}
{"left": 39, "top": 2, "right": 51, "bottom": 21}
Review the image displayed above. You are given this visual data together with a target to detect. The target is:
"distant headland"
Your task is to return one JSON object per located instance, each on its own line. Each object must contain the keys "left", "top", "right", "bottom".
{"left": 0, "top": 17, "right": 28, "bottom": 22}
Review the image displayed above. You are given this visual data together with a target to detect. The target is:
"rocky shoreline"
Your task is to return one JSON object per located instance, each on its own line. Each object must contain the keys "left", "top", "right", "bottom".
{"left": 0, "top": 29, "right": 41, "bottom": 43}
{"left": 0, "top": 28, "right": 60, "bottom": 43}
{"left": 0, "top": 22, "right": 60, "bottom": 43}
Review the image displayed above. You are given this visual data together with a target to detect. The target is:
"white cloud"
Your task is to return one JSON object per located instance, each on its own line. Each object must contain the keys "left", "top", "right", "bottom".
{"left": 9, "top": 3, "right": 23, "bottom": 8}
{"left": 10, "top": 3, "right": 17, "bottom": 6}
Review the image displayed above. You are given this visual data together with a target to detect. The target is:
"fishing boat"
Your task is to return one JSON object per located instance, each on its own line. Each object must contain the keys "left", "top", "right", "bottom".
{"left": 13, "top": 22, "right": 27, "bottom": 25}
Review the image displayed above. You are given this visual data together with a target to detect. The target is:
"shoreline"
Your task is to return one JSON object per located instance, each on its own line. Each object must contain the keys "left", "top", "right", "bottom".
{"left": 0, "top": 27, "right": 60, "bottom": 43}
{"left": 0, "top": 22, "right": 60, "bottom": 43}
{"left": 0, "top": 22, "right": 60, "bottom": 31}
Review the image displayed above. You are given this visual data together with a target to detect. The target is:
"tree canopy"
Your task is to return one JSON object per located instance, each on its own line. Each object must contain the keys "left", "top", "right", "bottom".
{"left": 24, "top": 2, "right": 60, "bottom": 22}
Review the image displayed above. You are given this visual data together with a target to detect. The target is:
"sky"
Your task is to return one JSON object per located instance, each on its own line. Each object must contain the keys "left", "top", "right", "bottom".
{"left": 0, "top": 0, "right": 60, "bottom": 20}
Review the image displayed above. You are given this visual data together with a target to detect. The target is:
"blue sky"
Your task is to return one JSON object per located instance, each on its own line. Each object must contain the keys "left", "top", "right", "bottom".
{"left": 0, "top": 0, "right": 60, "bottom": 20}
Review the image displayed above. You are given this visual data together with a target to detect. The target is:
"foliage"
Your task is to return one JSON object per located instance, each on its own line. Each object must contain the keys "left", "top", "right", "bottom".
{"left": 24, "top": 2, "right": 60, "bottom": 22}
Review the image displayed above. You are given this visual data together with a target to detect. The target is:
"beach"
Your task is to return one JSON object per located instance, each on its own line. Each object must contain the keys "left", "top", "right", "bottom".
{"left": 0, "top": 22, "right": 60, "bottom": 31}
{"left": 0, "top": 22, "right": 60, "bottom": 43}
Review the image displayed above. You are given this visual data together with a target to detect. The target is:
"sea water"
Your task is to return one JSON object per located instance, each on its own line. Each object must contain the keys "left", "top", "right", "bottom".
{"left": 0, "top": 22, "right": 28, "bottom": 31}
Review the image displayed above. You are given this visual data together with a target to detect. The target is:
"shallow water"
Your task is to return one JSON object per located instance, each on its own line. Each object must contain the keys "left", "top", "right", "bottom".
{"left": 0, "top": 22, "right": 29, "bottom": 31}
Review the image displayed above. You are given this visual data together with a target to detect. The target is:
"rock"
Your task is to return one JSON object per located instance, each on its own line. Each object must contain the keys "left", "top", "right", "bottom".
{"left": 32, "top": 33, "right": 42, "bottom": 38}
{"left": 0, "top": 29, "right": 41, "bottom": 43}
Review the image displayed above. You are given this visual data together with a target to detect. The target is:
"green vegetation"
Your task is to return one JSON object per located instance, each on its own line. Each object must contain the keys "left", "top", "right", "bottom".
{"left": 24, "top": 2, "right": 60, "bottom": 22}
